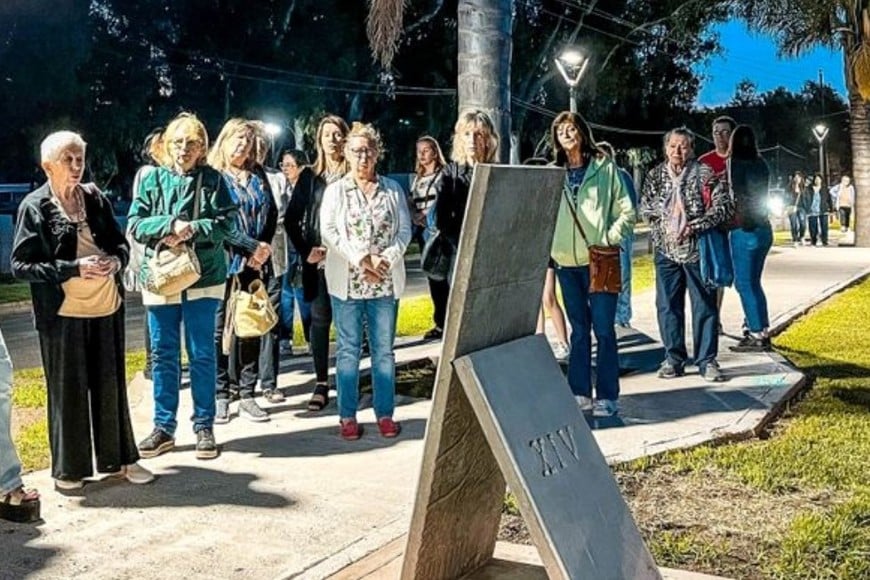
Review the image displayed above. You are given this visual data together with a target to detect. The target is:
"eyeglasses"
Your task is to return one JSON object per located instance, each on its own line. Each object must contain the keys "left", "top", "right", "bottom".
{"left": 169, "top": 139, "right": 204, "bottom": 150}
{"left": 712, "top": 129, "right": 731, "bottom": 136}
{"left": 349, "top": 147, "right": 375, "bottom": 159}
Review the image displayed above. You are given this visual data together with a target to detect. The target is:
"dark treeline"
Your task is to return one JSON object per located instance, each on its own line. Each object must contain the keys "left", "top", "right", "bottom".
{"left": 0, "top": 0, "right": 847, "bottom": 195}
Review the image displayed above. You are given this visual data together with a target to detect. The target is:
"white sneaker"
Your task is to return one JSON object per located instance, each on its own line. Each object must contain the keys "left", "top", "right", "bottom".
{"left": 121, "top": 463, "right": 155, "bottom": 485}
{"left": 592, "top": 399, "right": 619, "bottom": 417}
{"left": 54, "top": 479, "right": 83, "bottom": 491}
{"left": 575, "top": 395, "right": 593, "bottom": 411}
{"left": 552, "top": 342, "right": 570, "bottom": 362}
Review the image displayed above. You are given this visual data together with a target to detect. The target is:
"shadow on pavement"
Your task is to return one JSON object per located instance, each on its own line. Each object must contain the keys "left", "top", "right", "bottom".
{"left": 617, "top": 386, "right": 768, "bottom": 424}
{"left": 222, "top": 418, "right": 427, "bottom": 458}
{"left": 79, "top": 465, "right": 294, "bottom": 509}
{"left": 0, "top": 524, "right": 61, "bottom": 579}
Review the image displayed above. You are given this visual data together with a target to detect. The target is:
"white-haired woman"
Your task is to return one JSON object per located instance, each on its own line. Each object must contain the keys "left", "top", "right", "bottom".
{"left": 12, "top": 131, "right": 153, "bottom": 490}
{"left": 320, "top": 122, "right": 411, "bottom": 440}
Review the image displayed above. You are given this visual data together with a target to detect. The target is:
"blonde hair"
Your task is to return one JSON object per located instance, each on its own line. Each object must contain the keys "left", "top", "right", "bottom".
{"left": 450, "top": 109, "right": 498, "bottom": 165}
{"left": 40, "top": 131, "right": 86, "bottom": 163}
{"left": 207, "top": 118, "right": 266, "bottom": 172}
{"left": 344, "top": 121, "right": 384, "bottom": 161}
{"left": 415, "top": 136, "right": 446, "bottom": 177}
{"left": 313, "top": 114, "right": 350, "bottom": 176}
{"left": 159, "top": 112, "right": 209, "bottom": 168}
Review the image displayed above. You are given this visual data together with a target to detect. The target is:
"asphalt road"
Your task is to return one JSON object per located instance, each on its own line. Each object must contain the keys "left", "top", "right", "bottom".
{"left": 1, "top": 234, "right": 650, "bottom": 370}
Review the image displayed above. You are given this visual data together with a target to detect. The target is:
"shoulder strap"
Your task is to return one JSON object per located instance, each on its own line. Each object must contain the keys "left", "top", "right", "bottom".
{"left": 193, "top": 171, "right": 202, "bottom": 220}
{"left": 562, "top": 185, "right": 590, "bottom": 245}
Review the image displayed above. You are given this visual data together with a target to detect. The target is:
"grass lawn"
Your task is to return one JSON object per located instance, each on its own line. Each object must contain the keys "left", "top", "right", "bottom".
{"left": 0, "top": 275, "right": 32, "bottom": 304}
{"left": 616, "top": 277, "right": 870, "bottom": 579}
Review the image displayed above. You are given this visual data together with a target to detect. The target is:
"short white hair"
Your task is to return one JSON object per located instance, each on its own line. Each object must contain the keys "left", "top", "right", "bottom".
{"left": 40, "top": 131, "right": 87, "bottom": 163}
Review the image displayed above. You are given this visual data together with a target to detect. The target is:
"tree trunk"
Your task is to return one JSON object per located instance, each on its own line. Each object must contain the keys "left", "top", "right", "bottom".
{"left": 850, "top": 91, "right": 870, "bottom": 246}
{"left": 457, "top": 0, "right": 513, "bottom": 163}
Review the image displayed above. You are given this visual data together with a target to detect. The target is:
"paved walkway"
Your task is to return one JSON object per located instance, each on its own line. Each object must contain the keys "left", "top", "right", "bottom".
{"left": 3, "top": 245, "right": 870, "bottom": 580}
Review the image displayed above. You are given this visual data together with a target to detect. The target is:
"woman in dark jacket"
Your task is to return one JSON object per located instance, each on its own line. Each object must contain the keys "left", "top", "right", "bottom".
{"left": 727, "top": 125, "right": 773, "bottom": 353}
{"left": 209, "top": 119, "right": 277, "bottom": 423}
{"left": 12, "top": 130, "right": 153, "bottom": 490}
{"left": 285, "top": 114, "right": 349, "bottom": 411}
{"left": 804, "top": 173, "right": 832, "bottom": 246}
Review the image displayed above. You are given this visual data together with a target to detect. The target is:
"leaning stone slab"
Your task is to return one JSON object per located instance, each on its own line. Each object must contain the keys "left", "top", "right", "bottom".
{"left": 454, "top": 335, "right": 660, "bottom": 580}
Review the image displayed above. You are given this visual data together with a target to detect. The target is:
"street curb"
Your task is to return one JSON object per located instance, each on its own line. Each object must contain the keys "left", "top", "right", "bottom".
{"left": 0, "top": 300, "right": 31, "bottom": 315}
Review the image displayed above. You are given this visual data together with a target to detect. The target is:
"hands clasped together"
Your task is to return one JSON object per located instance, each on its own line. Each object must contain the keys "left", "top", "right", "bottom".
{"left": 360, "top": 253, "right": 391, "bottom": 284}
{"left": 77, "top": 254, "right": 121, "bottom": 279}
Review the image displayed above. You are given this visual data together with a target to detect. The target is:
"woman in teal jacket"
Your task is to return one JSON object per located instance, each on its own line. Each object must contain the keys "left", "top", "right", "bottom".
{"left": 550, "top": 111, "right": 636, "bottom": 418}
{"left": 128, "top": 112, "right": 262, "bottom": 461}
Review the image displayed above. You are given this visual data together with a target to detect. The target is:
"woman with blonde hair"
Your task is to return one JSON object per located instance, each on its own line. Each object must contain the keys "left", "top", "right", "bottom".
{"left": 129, "top": 112, "right": 257, "bottom": 460}
{"left": 208, "top": 119, "right": 277, "bottom": 423}
{"left": 411, "top": 135, "right": 448, "bottom": 340}
{"left": 320, "top": 122, "right": 411, "bottom": 439}
{"left": 423, "top": 110, "right": 499, "bottom": 340}
{"left": 286, "top": 114, "right": 350, "bottom": 411}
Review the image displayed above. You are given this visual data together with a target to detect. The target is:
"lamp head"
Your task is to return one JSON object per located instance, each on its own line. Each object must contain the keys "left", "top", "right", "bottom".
{"left": 812, "top": 124, "right": 829, "bottom": 141}
{"left": 555, "top": 48, "right": 590, "bottom": 87}
{"left": 265, "top": 122, "right": 282, "bottom": 137}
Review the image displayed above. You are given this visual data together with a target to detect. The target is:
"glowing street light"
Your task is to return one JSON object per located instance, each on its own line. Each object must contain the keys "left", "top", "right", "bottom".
{"left": 812, "top": 124, "right": 829, "bottom": 183}
{"left": 264, "top": 122, "right": 282, "bottom": 166}
{"left": 555, "top": 48, "right": 590, "bottom": 113}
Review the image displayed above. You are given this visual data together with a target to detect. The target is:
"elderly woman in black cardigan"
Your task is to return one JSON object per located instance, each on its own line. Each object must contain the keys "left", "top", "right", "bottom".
{"left": 12, "top": 131, "right": 153, "bottom": 491}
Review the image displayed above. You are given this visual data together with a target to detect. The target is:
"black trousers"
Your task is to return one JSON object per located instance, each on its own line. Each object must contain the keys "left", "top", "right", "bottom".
{"left": 215, "top": 271, "right": 270, "bottom": 400}
{"left": 428, "top": 277, "right": 450, "bottom": 329}
{"left": 257, "top": 274, "right": 282, "bottom": 391}
{"left": 311, "top": 270, "right": 332, "bottom": 383}
{"left": 38, "top": 309, "right": 139, "bottom": 481}
{"left": 807, "top": 215, "right": 829, "bottom": 245}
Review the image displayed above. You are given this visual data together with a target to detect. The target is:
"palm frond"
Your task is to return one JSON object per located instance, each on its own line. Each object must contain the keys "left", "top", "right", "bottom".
{"left": 367, "top": 0, "right": 406, "bottom": 68}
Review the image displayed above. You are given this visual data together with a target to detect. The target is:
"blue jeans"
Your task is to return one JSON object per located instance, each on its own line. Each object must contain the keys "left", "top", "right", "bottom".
{"left": 331, "top": 296, "right": 398, "bottom": 420}
{"left": 555, "top": 266, "right": 620, "bottom": 401}
{"left": 281, "top": 264, "right": 311, "bottom": 342}
{"left": 148, "top": 297, "right": 220, "bottom": 435}
{"left": 789, "top": 209, "right": 806, "bottom": 242}
{"left": 730, "top": 226, "right": 773, "bottom": 332}
{"left": 0, "top": 327, "right": 23, "bottom": 494}
{"left": 654, "top": 253, "right": 719, "bottom": 370}
{"left": 615, "top": 232, "right": 635, "bottom": 325}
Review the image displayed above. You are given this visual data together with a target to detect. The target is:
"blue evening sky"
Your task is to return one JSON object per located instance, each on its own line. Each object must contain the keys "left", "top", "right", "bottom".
{"left": 695, "top": 20, "right": 848, "bottom": 108}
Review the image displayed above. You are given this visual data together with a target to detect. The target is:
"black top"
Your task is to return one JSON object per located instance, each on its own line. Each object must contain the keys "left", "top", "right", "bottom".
{"left": 436, "top": 162, "right": 474, "bottom": 246}
{"left": 729, "top": 157, "right": 771, "bottom": 230}
{"left": 285, "top": 166, "right": 328, "bottom": 301}
{"left": 11, "top": 183, "right": 129, "bottom": 330}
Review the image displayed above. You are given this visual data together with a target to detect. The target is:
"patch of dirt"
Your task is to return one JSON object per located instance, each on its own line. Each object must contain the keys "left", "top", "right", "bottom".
{"left": 496, "top": 464, "right": 842, "bottom": 579}
{"left": 10, "top": 406, "right": 43, "bottom": 438}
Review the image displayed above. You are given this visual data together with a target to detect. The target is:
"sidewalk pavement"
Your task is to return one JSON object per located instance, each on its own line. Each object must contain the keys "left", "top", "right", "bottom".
{"left": 3, "top": 245, "right": 870, "bottom": 580}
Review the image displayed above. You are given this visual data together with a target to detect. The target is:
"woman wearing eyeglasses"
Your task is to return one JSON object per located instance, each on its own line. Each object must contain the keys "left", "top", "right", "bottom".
{"left": 320, "top": 122, "right": 411, "bottom": 440}
{"left": 128, "top": 112, "right": 254, "bottom": 460}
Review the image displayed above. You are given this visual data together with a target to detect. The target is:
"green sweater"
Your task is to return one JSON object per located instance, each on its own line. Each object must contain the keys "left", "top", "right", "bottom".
{"left": 128, "top": 164, "right": 258, "bottom": 289}
{"left": 551, "top": 156, "right": 636, "bottom": 267}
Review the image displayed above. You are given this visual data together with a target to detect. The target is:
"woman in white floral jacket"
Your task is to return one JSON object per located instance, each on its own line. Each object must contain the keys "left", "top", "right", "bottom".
{"left": 320, "top": 122, "right": 411, "bottom": 441}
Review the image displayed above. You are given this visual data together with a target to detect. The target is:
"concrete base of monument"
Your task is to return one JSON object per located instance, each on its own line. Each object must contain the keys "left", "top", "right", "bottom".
{"left": 325, "top": 536, "right": 734, "bottom": 580}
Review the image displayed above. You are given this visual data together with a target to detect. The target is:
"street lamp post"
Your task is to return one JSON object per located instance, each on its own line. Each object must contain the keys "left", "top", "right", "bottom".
{"left": 555, "top": 48, "right": 590, "bottom": 113}
{"left": 264, "top": 122, "right": 283, "bottom": 167}
{"left": 812, "top": 123, "right": 829, "bottom": 184}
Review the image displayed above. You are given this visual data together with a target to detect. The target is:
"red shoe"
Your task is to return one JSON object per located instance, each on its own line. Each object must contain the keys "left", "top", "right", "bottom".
{"left": 340, "top": 419, "right": 362, "bottom": 440}
{"left": 377, "top": 417, "right": 401, "bottom": 438}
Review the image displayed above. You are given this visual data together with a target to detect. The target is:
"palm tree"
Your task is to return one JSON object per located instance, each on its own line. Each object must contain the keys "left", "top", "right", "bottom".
{"left": 737, "top": 0, "right": 870, "bottom": 246}
{"left": 367, "top": 0, "right": 513, "bottom": 162}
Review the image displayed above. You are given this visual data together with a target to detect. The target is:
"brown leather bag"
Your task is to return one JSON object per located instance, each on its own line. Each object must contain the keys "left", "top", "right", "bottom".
{"left": 563, "top": 189, "right": 622, "bottom": 294}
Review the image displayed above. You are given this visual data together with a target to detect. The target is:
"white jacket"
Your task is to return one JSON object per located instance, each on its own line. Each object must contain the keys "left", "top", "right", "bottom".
{"left": 320, "top": 174, "right": 411, "bottom": 301}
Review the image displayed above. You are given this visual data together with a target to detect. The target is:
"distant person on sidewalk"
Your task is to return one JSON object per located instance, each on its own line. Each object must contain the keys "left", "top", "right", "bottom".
{"left": 210, "top": 119, "right": 277, "bottom": 423}
{"left": 0, "top": 326, "right": 40, "bottom": 521}
{"left": 129, "top": 112, "right": 246, "bottom": 461}
{"left": 319, "top": 122, "right": 411, "bottom": 440}
{"left": 641, "top": 127, "right": 733, "bottom": 383}
{"left": 286, "top": 114, "right": 350, "bottom": 411}
{"left": 410, "top": 136, "right": 449, "bottom": 341}
{"left": 787, "top": 172, "right": 809, "bottom": 246}
{"left": 831, "top": 174, "right": 855, "bottom": 233}
{"left": 727, "top": 125, "right": 773, "bottom": 353}
{"left": 806, "top": 174, "right": 832, "bottom": 246}
{"left": 598, "top": 141, "right": 638, "bottom": 329}
{"left": 13, "top": 130, "right": 153, "bottom": 488}
{"left": 698, "top": 115, "right": 735, "bottom": 333}
{"left": 278, "top": 149, "right": 312, "bottom": 355}
{"left": 550, "top": 112, "right": 636, "bottom": 418}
